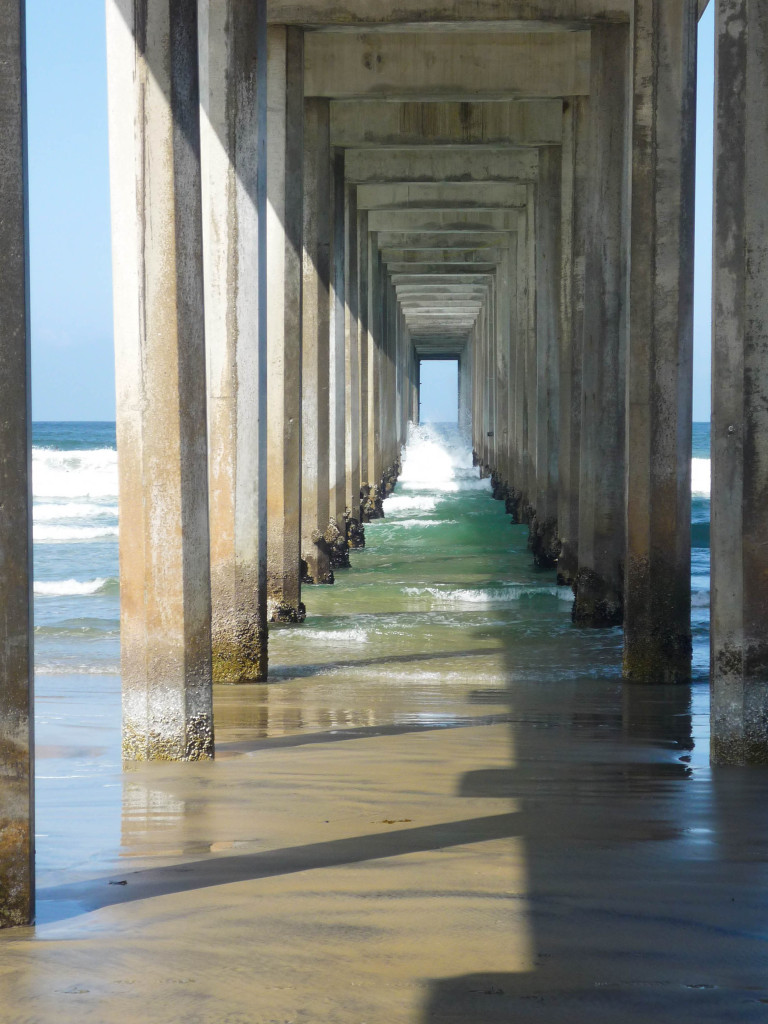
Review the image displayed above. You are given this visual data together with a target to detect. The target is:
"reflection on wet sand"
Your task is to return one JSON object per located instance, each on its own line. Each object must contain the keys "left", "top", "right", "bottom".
{"left": 3, "top": 429, "right": 768, "bottom": 1022}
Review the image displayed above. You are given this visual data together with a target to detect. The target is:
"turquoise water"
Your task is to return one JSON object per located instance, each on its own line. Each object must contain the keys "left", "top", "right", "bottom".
{"left": 30, "top": 420, "right": 712, "bottom": 680}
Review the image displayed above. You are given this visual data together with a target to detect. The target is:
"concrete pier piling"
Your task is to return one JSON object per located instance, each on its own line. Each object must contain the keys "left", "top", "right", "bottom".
{"left": 711, "top": 0, "right": 768, "bottom": 763}
{"left": 301, "top": 98, "right": 333, "bottom": 584}
{"left": 106, "top": 0, "right": 213, "bottom": 760}
{"left": 624, "top": 0, "right": 697, "bottom": 684}
{"left": 266, "top": 26, "right": 304, "bottom": 623}
{"left": 573, "top": 24, "right": 629, "bottom": 627}
{"left": 200, "top": 0, "right": 269, "bottom": 682}
{"left": 0, "top": 0, "right": 33, "bottom": 927}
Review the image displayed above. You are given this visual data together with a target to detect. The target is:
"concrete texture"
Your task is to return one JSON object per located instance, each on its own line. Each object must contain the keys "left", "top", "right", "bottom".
{"left": 329, "top": 151, "right": 350, "bottom": 567}
{"left": 711, "top": 0, "right": 768, "bottom": 763}
{"left": 556, "top": 97, "right": 588, "bottom": 587}
{"left": 200, "top": 0, "right": 269, "bottom": 683}
{"left": 343, "top": 183, "right": 364, "bottom": 545}
{"left": 304, "top": 30, "right": 590, "bottom": 99}
{"left": 301, "top": 98, "right": 333, "bottom": 585}
{"left": 623, "top": 0, "right": 696, "bottom": 685}
{"left": 0, "top": 0, "right": 33, "bottom": 928}
{"left": 573, "top": 24, "right": 629, "bottom": 628}
{"left": 330, "top": 99, "right": 562, "bottom": 148}
{"left": 106, "top": 0, "right": 213, "bottom": 761}
{"left": 266, "top": 26, "right": 305, "bottom": 624}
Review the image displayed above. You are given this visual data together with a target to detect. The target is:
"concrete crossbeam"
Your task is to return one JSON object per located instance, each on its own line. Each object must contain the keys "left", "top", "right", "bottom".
{"left": 345, "top": 148, "right": 538, "bottom": 184}
{"left": 357, "top": 182, "right": 528, "bottom": 210}
{"left": 331, "top": 100, "right": 562, "bottom": 148}
{"left": 369, "top": 211, "right": 522, "bottom": 232}
{"left": 305, "top": 31, "right": 591, "bottom": 100}
{"left": 382, "top": 249, "right": 506, "bottom": 263}
{"left": 269, "top": 1, "right": 630, "bottom": 25}
{"left": 377, "top": 232, "right": 511, "bottom": 249}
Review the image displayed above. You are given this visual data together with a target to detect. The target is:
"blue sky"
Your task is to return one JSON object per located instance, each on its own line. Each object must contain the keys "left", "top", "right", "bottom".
{"left": 25, "top": 2, "right": 715, "bottom": 422}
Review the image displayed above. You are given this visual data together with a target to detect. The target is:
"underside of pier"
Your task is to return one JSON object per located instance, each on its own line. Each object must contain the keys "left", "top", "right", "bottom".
{"left": 3, "top": 0, "right": 768, "bottom": 964}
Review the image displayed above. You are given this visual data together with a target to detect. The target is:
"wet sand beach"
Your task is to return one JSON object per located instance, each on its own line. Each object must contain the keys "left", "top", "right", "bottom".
{"left": 4, "top": 428, "right": 768, "bottom": 1023}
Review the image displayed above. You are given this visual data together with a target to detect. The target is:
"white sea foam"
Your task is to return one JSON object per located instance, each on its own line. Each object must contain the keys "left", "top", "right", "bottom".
{"left": 34, "top": 524, "right": 119, "bottom": 543}
{"left": 692, "top": 458, "right": 711, "bottom": 497}
{"left": 32, "top": 447, "right": 118, "bottom": 500}
{"left": 384, "top": 495, "right": 438, "bottom": 514}
{"left": 387, "top": 519, "right": 457, "bottom": 529}
{"left": 397, "top": 424, "right": 486, "bottom": 494}
{"left": 35, "top": 661, "right": 120, "bottom": 676}
{"left": 691, "top": 589, "right": 710, "bottom": 608}
{"left": 297, "top": 627, "right": 369, "bottom": 644}
{"left": 34, "top": 502, "right": 119, "bottom": 522}
{"left": 34, "top": 578, "right": 114, "bottom": 597}
{"left": 404, "top": 584, "right": 568, "bottom": 606}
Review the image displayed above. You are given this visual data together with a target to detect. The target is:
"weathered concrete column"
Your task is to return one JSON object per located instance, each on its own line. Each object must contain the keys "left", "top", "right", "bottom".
{"left": 107, "top": 0, "right": 213, "bottom": 759}
{"left": 365, "top": 233, "right": 384, "bottom": 518}
{"left": 0, "top": 0, "right": 33, "bottom": 927}
{"left": 328, "top": 149, "right": 349, "bottom": 568}
{"left": 573, "top": 25, "right": 629, "bottom": 627}
{"left": 531, "top": 146, "right": 562, "bottom": 568}
{"left": 623, "top": 0, "right": 696, "bottom": 682}
{"left": 495, "top": 252, "right": 514, "bottom": 489}
{"left": 301, "top": 97, "right": 333, "bottom": 584}
{"left": 199, "top": 0, "right": 268, "bottom": 682}
{"left": 557, "top": 97, "right": 589, "bottom": 587}
{"left": 266, "top": 26, "right": 304, "bottom": 622}
{"left": 509, "top": 226, "right": 530, "bottom": 520}
{"left": 358, "top": 209, "right": 370, "bottom": 494}
{"left": 344, "top": 183, "right": 363, "bottom": 547}
{"left": 458, "top": 344, "right": 472, "bottom": 435}
{"left": 711, "top": 0, "right": 768, "bottom": 762}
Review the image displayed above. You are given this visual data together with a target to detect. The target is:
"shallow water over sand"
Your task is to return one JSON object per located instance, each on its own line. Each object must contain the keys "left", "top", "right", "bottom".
{"left": 4, "top": 425, "right": 768, "bottom": 1023}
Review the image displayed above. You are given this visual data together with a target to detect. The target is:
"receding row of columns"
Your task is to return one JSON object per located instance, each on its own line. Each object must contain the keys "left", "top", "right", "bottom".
{"left": 3, "top": 0, "right": 768, "bottom": 929}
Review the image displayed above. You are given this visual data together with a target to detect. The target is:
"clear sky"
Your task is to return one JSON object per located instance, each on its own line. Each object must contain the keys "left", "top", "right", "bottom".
{"left": 25, "top": 2, "right": 715, "bottom": 422}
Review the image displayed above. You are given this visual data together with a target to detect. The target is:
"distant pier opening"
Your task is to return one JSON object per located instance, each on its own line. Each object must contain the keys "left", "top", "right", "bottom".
{"left": 418, "top": 358, "right": 458, "bottom": 425}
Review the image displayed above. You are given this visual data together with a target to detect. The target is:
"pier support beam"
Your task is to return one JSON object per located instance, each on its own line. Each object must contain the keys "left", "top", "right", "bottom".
{"left": 266, "top": 26, "right": 305, "bottom": 622}
{"left": 711, "top": 0, "right": 768, "bottom": 762}
{"left": 531, "top": 146, "right": 561, "bottom": 568}
{"left": 301, "top": 97, "right": 333, "bottom": 584}
{"left": 107, "top": 0, "right": 213, "bottom": 758}
{"left": 0, "top": 0, "right": 33, "bottom": 926}
{"left": 624, "top": 0, "right": 696, "bottom": 682}
{"left": 344, "top": 183, "right": 364, "bottom": 546}
{"left": 557, "top": 97, "right": 588, "bottom": 587}
{"left": 573, "top": 25, "right": 629, "bottom": 627}
{"left": 328, "top": 150, "right": 350, "bottom": 568}
{"left": 200, "top": 0, "right": 268, "bottom": 681}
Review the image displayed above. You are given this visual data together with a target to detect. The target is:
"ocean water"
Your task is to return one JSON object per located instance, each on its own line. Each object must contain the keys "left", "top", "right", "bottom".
{"left": 32, "top": 422, "right": 120, "bottom": 677}
{"left": 30, "top": 420, "right": 712, "bottom": 681}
